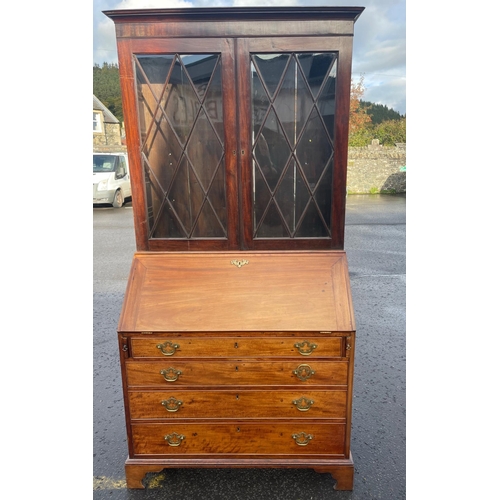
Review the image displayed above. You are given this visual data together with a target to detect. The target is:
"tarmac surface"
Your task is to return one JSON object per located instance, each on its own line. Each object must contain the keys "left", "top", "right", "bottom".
{"left": 93, "top": 194, "right": 406, "bottom": 499}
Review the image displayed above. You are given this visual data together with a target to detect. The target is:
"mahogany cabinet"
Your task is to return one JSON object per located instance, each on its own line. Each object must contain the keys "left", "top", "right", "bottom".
{"left": 104, "top": 6, "right": 363, "bottom": 491}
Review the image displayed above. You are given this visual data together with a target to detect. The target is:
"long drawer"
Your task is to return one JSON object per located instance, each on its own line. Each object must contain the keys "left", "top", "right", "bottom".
{"left": 131, "top": 422, "right": 346, "bottom": 456}
{"left": 126, "top": 360, "right": 349, "bottom": 387}
{"left": 130, "top": 336, "right": 344, "bottom": 358}
{"left": 128, "top": 389, "right": 347, "bottom": 419}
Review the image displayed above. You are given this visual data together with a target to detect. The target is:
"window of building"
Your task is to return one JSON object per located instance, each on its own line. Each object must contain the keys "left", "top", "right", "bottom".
{"left": 93, "top": 111, "right": 103, "bottom": 133}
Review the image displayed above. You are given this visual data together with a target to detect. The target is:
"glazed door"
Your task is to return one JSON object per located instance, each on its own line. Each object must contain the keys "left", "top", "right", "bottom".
{"left": 129, "top": 39, "right": 240, "bottom": 251}
{"left": 237, "top": 38, "right": 349, "bottom": 250}
{"left": 123, "top": 37, "right": 349, "bottom": 251}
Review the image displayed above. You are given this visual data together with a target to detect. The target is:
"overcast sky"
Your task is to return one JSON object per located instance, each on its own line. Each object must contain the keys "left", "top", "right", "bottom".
{"left": 93, "top": 0, "right": 406, "bottom": 115}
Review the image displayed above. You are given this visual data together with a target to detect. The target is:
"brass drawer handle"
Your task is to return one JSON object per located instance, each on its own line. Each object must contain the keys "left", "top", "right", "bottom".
{"left": 292, "top": 432, "right": 314, "bottom": 446}
{"left": 160, "top": 367, "right": 182, "bottom": 382}
{"left": 157, "top": 341, "right": 180, "bottom": 356}
{"left": 161, "top": 397, "right": 183, "bottom": 412}
{"left": 292, "top": 397, "right": 314, "bottom": 411}
{"left": 164, "top": 432, "right": 185, "bottom": 447}
{"left": 293, "top": 364, "right": 315, "bottom": 381}
{"left": 294, "top": 340, "right": 317, "bottom": 356}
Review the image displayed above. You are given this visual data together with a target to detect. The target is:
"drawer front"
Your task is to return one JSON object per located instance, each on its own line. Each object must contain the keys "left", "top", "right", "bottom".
{"left": 126, "top": 360, "right": 348, "bottom": 387}
{"left": 130, "top": 336, "right": 343, "bottom": 358}
{"left": 128, "top": 389, "right": 347, "bottom": 420}
{"left": 131, "top": 422, "right": 346, "bottom": 456}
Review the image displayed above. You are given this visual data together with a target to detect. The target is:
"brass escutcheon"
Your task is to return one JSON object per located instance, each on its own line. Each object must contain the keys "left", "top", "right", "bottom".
{"left": 164, "top": 432, "right": 185, "bottom": 447}
{"left": 231, "top": 259, "right": 249, "bottom": 268}
{"left": 157, "top": 340, "right": 180, "bottom": 356}
{"left": 161, "top": 397, "right": 183, "bottom": 412}
{"left": 292, "top": 432, "right": 314, "bottom": 446}
{"left": 293, "top": 364, "right": 315, "bottom": 381}
{"left": 292, "top": 397, "right": 315, "bottom": 411}
{"left": 294, "top": 340, "right": 318, "bottom": 356}
{"left": 160, "top": 367, "right": 182, "bottom": 382}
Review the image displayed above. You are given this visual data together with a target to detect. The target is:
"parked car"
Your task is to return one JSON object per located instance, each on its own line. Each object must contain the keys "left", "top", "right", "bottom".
{"left": 93, "top": 152, "right": 132, "bottom": 208}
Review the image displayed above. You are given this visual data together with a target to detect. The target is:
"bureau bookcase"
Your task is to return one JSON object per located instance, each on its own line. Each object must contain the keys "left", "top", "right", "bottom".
{"left": 104, "top": 6, "right": 363, "bottom": 491}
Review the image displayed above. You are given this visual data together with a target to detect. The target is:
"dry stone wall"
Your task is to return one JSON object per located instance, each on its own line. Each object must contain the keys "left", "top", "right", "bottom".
{"left": 347, "top": 140, "right": 406, "bottom": 194}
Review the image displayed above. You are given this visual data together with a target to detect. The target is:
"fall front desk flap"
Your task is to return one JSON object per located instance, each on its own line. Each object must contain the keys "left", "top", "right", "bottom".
{"left": 118, "top": 251, "right": 355, "bottom": 333}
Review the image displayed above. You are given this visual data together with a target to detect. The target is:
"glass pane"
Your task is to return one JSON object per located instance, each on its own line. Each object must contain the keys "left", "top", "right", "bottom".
{"left": 251, "top": 67, "right": 270, "bottom": 138}
{"left": 314, "top": 159, "right": 333, "bottom": 228}
{"left": 254, "top": 108, "right": 289, "bottom": 191}
{"left": 256, "top": 201, "right": 287, "bottom": 238}
{"left": 253, "top": 54, "right": 291, "bottom": 99}
{"left": 204, "top": 164, "right": 227, "bottom": 235}
{"left": 274, "top": 160, "right": 297, "bottom": 233}
{"left": 135, "top": 54, "right": 227, "bottom": 240}
{"left": 187, "top": 109, "right": 223, "bottom": 190}
{"left": 274, "top": 57, "right": 313, "bottom": 147}
{"left": 298, "top": 53, "right": 337, "bottom": 99}
{"left": 168, "top": 57, "right": 200, "bottom": 146}
{"left": 316, "top": 57, "right": 337, "bottom": 141}
{"left": 251, "top": 52, "right": 337, "bottom": 239}
{"left": 182, "top": 54, "right": 218, "bottom": 99}
{"left": 166, "top": 155, "right": 192, "bottom": 236}
{"left": 253, "top": 166, "right": 271, "bottom": 233}
{"left": 295, "top": 202, "right": 330, "bottom": 237}
{"left": 296, "top": 107, "right": 331, "bottom": 186}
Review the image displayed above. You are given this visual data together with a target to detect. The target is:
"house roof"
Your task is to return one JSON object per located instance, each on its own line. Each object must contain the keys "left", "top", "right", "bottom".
{"left": 93, "top": 94, "right": 119, "bottom": 124}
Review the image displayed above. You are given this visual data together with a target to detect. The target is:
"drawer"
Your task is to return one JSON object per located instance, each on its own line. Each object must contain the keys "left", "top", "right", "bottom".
{"left": 126, "top": 360, "right": 349, "bottom": 387}
{"left": 128, "top": 389, "right": 347, "bottom": 420}
{"left": 129, "top": 336, "right": 344, "bottom": 358}
{"left": 131, "top": 422, "right": 346, "bottom": 456}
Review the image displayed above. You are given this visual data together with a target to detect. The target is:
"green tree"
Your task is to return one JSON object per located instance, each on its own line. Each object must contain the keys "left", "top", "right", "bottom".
{"left": 93, "top": 63, "right": 123, "bottom": 123}
{"left": 373, "top": 118, "right": 406, "bottom": 145}
{"left": 360, "top": 101, "right": 403, "bottom": 124}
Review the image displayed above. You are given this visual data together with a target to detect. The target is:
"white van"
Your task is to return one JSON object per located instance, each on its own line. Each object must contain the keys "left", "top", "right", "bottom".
{"left": 93, "top": 152, "right": 132, "bottom": 208}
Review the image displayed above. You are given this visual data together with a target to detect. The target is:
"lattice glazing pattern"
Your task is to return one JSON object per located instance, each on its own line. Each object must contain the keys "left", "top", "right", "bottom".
{"left": 135, "top": 54, "right": 227, "bottom": 239}
{"left": 251, "top": 53, "right": 338, "bottom": 238}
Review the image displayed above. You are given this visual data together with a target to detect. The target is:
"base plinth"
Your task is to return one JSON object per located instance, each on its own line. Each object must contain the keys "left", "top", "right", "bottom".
{"left": 125, "top": 455, "right": 354, "bottom": 490}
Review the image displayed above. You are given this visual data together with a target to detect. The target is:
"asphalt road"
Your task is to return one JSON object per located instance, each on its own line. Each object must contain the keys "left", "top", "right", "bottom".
{"left": 93, "top": 194, "right": 406, "bottom": 499}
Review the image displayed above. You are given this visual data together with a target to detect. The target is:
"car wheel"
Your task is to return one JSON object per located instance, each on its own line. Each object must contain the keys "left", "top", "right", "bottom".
{"left": 112, "top": 190, "right": 124, "bottom": 208}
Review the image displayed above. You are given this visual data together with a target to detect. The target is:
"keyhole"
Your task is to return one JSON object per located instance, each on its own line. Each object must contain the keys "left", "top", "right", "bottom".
{"left": 236, "top": 394, "right": 239, "bottom": 400}
{"left": 234, "top": 342, "right": 238, "bottom": 349}
{"left": 235, "top": 366, "right": 239, "bottom": 371}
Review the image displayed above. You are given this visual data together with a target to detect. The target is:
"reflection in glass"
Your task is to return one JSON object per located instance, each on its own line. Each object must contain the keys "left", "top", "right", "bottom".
{"left": 135, "top": 54, "right": 227, "bottom": 239}
{"left": 251, "top": 52, "right": 338, "bottom": 238}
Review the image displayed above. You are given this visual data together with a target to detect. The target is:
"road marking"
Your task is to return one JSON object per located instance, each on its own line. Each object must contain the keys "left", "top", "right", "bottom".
{"left": 93, "top": 476, "right": 127, "bottom": 490}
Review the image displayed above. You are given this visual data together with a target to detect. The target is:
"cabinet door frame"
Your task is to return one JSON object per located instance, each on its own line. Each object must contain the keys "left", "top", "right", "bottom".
{"left": 118, "top": 37, "right": 240, "bottom": 251}
{"left": 236, "top": 37, "right": 353, "bottom": 250}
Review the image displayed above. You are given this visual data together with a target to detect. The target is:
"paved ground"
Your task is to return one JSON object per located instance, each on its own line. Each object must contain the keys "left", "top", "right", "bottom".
{"left": 93, "top": 194, "right": 406, "bottom": 499}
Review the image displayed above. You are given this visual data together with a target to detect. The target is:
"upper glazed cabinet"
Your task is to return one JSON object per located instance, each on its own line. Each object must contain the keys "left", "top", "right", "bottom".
{"left": 104, "top": 7, "right": 364, "bottom": 251}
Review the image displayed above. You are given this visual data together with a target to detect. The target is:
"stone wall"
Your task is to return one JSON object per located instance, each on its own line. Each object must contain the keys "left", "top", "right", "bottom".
{"left": 93, "top": 122, "right": 123, "bottom": 149}
{"left": 347, "top": 140, "right": 406, "bottom": 194}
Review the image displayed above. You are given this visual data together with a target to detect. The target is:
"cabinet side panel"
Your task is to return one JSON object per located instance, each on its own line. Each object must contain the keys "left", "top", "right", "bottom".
{"left": 330, "top": 254, "right": 356, "bottom": 331}
{"left": 331, "top": 37, "right": 353, "bottom": 249}
{"left": 118, "top": 256, "right": 147, "bottom": 332}
{"left": 116, "top": 39, "right": 149, "bottom": 251}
